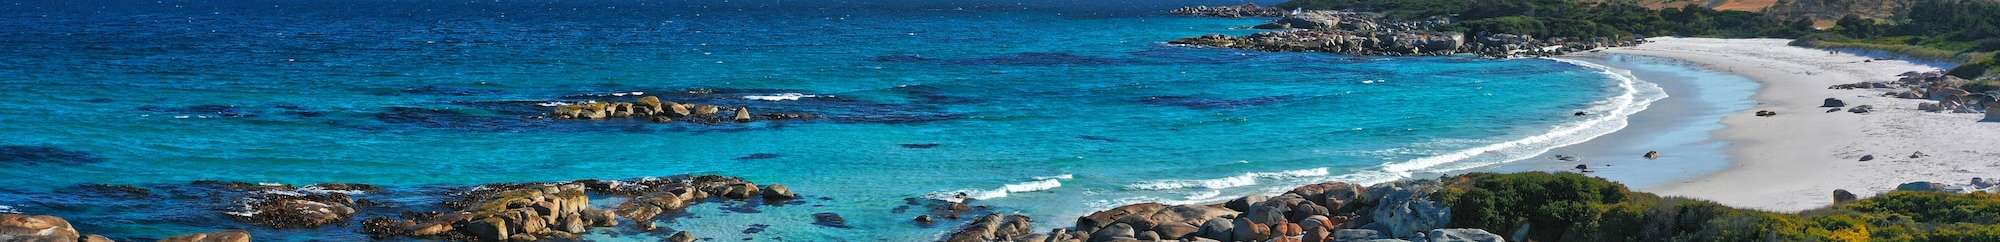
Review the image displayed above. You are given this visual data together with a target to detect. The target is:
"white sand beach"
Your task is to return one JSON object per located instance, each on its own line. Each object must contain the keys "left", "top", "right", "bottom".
{"left": 1583, "top": 37, "right": 2000, "bottom": 211}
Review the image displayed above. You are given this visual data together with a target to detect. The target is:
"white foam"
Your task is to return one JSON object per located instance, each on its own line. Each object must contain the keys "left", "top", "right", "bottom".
{"left": 1379, "top": 57, "right": 1666, "bottom": 174}
{"left": 743, "top": 93, "right": 818, "bottom": 101}
{"left": 298, "top": 185, "right": 368, "bottom": 195}
{"left": 1148, "top": 169, "right": 1406, "bottom": 206}
{"left": 1086, "top": 196, "right": 1164, "bottom": 210}
{"left": 1032, "top": 174, "right": 1074, "bottom": 180}
{"left": 1126, "top": 167, "right": 1329, "bottom": 191}
{"left": 1181, "top": 190, "right": 1222, "bottom": 201}
{"left": 926, "top": 175, "right": 1071, "bottom": 203}
{"left": 223, "top": 198, "right": 263, "bottom": 217}
{"left": 0, "top": 205, "right": 15, "bottom": 214}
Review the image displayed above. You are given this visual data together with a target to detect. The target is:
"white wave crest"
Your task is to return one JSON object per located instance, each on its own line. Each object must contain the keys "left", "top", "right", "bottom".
{"left": 0, "top": 205, "right": 16, "bottom": 214}
{"left": 1126, "top": 167, "right": 1329, "bottom": 191}
{"left": 1071, "top": 57, "right": 1667, "bottom": 213}
{"left": 1148, "top": 169, "right": 1406, "bottom": 206}
{"left": 926, "top": 174, "right": 1073, "bottom": 203}
{"left": 743, "top": 93, "right": 818, "bottom": 101}
{"left": 1033, "top": 174, "right": 1075, "bottom": 180}
{"left": 1379, "top": 57, "right": 1666, "bottom": 174}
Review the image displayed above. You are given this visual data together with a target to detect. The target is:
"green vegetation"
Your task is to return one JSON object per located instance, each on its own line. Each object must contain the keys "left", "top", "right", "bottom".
{"left": 1277, "top": 0, "right": 1813, "bottom": 39}
{"left": 1800, "top": 0, "right": 2000, "bottom": 84}
{"left": 1279, "top": 0, "right": 2000, "bottom": 82}
{"left": 1438, "top": 172, "right": 2000, "bottom": 242}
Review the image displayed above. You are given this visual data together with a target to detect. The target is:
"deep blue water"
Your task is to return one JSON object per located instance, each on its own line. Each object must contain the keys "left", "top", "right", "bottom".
{"left": 0, "top": 0, "right": 1641, "bottom": 241}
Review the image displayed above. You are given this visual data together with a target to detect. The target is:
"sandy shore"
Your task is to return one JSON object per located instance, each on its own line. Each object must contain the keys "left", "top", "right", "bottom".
{"left": 1572, "top": 37, "right": 2000, "bottom": 211}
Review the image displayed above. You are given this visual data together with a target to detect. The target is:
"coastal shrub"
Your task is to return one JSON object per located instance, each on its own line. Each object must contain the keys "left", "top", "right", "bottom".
{"left": 1440, "top": 172, "right": 1635, "bottom": 241}
{"left": 1437, "top": 173, "right": 2000, "bottom": 242}
{"left": 1838, "top": 191, "right": 2000, "bottom": 224}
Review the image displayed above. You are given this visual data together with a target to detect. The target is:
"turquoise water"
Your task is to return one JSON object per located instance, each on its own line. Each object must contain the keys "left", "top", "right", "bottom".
{"left": 0, "top": 1, "right": 1639, "bottom": 240}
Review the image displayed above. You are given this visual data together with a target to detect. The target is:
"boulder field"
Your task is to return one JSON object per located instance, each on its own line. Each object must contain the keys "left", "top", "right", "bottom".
{"left": 941, "top": 179, "right": 1504, "bottom": 242}
{"left": 1, "top": 175, "right": 803, "bottom": 242}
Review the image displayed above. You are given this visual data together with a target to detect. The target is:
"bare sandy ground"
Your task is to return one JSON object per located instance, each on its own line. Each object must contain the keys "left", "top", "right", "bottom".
{"left": 1596, "top": 37, "right": 2000, "bottom": 212}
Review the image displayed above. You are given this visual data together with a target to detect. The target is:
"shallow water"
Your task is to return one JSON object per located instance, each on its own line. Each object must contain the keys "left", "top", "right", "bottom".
{"left": 0, "top": 0, "right": 1637, "bottom": 240}
{"left": 1491, "top": 54, "right": 1757, "bottom": 190}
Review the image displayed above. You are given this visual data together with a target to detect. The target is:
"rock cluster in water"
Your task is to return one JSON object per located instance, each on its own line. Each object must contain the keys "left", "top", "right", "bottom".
{"left": 1, "top": 175, "right": 804, "bottom": 242}
{"left": 940, "top": 180, "right": 1504, "bottom": 242}
{"left": 1, "top": 213, "right": 245, "bottom": 242}
{"left": 360, "top": 175, "right": 797, "bottom": 241}
{"left": 1169, "top": 4, "right": 1289, "bottom": 18}
{"left": 545, "top": 95, "right": 813, "bottom": 124}
{"left": 1169, "top": 9, "right": 1639, "bottom": 58}
{"left": 218, "top": 182, "right": 378, "bottom": 229}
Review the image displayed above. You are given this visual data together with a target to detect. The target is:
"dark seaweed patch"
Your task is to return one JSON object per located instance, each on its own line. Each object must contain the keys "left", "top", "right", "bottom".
{"left": 1139, "top": 95, "right": 1294, "bottom": 109}
{"left": 827, "top": 113, "right": 962, "bottom": 124}
{"left": 899, "top": 143, "right": 941, "bottom": 149}
{"left": 1077, "top": 135, "right": 1121, "bottom": 142}
{"left": 893, "top": 84, "right": 980, "bottom": 105}
{"left": 868, "top": 54, "right": 933, "bottom": 62}
{"left": 138, "top": 104, "right": 251, "bottom": 118}
{"left": 0, "top": 145, "right": 105, "bottom": 165}
{"left": 719, "top": 201, "right": 762, "bottom": 214}
{"left": 372, "top": 107, "right": 537, "bottom": 132}
{"left": 1128, "top": 46, "right": 1258, "bottom": 64}
{"left": 741, "top": 224, "right": 769, "bottom": 234}
{"left": 951, "top": 52, "right": 1128, "bottom": 66}
{"left": 811, "top": 212, "right": 849, "bottom": 228}
{"left": 401, "top": 85, "right": 502, "bottom": 96}
{"left": 70, "top": 184, "right": 151, "bottom": 198}
{"left": 733, "top": 153, "right": 781, "bottom": 161}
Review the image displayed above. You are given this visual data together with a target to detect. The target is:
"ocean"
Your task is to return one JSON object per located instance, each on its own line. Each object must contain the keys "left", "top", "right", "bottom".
{"left": 0, "top": 0, "right": 1657, "bottom": 240}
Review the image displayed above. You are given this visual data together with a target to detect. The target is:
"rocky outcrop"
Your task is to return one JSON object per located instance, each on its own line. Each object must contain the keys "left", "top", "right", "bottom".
{"left": 1987, "top": 98, "right": 2000, "bottom": 121}
{"left": 1822, "top": 98, "right": 1847, "bottom": 107}
{"left": 1832, "top": 189, "right": 1858, "bottom": 203}
{"left": 1428, "top": 228, "right": 1505, "bottom": 242}
{"left": 942, "top": 214, "right": 1036, "bottom": 242}
{"left": 350, "top": 175, "right": 790, "bottom": 241}
{"left": 1360, "top": 180, "right": 1450, "bottom": 237}
{"left": 1172, "top": 30, "right": 1467, "bottom": 56}
{"left": 939, "top": 180, "right": 1489, "bottom": 242}
{"left": 1869, "top": 71, "right": 1995, "bottom": 115}
{"left": 546, "top": 95, "right": 813, "bottom": 124}
{"left": 1170, "top": 4, "right": 1288, "bottom": 18}
{"left": 362, "top": 183, "right": 600, "bottom": 241}
{"left": 0, "top": 214, "right": 81, "bottom": 241}
{"left": 159, "top": 230, "right": 252, "bottom": 242}
{"left": 1895, "top": 181, "right": 1949, "bottom": 192}
{"left": 1260, "top": 11, "right": 1357, "bottom": 30}
{"left": 1171, "top": 10, "right": 1633, "bottom": 58}
{"left": 224, "top": 184, "right": 375, "bottom": 229}
{"left": 1919, "top": 101, "right": 1943, "bottom": 112}
{"left": 3, "top": 214, "right": 251, "bottom": 242}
